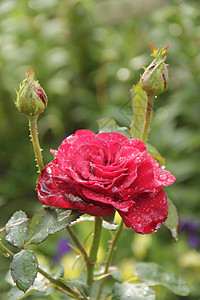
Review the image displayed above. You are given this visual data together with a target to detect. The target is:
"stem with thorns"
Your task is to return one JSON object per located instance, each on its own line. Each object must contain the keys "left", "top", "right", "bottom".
{"left": 29, "top": 115, "right": 44, "bottom": 174}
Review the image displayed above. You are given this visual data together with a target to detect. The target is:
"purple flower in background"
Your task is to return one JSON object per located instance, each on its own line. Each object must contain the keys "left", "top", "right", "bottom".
{"left": 53, "top": 237, "right": 71, "bottom": 263}
{"left": 179, "top": 217, "right": 199, "bottom": 248}
{"left": 179, "top": 218, "right": 199, "bottom": 233}
{"left": 187, "top": 235, "right": 200, "bottom": 248}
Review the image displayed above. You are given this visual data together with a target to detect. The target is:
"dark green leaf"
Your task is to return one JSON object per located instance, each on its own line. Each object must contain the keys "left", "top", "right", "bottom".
{"left": 146, "top": 143, "right": 166, "bottom": 165}
{"left": 5, "top": 211, "right": 28, "bottom": 248}
{"left": 56, "top": 278, "right": 89, "bottom": 298}
{"left": 26, "top": 207, "right": 81, "bottom": 245}
{"left": 165, "top": 198, "right": 179, "bottom": 242}
{"left": 130, "top": 83, "right": 148, "bottom": 139}
{"left": 10, "top": 249, "right": 38, "bottom": 292}
{"left": 135, "top": 262, "right": 189, "bottom": 296}
{"left": 112, "top": 282, "right": 155, "bottom": 300}
{"left": 97, "top": 118, "right": 131, "bottom": 138}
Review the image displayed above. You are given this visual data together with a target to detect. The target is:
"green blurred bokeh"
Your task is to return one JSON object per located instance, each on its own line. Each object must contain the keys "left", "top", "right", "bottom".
{"left": 0, "top": 0, "right": 200, "bottom": 299}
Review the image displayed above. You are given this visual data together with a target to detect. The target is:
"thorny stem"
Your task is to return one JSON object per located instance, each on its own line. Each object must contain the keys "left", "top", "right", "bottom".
{"left": 66, "top": 226, "right": 89, "bottom": 264}
{"left": 95, "top": 220, "right": 124, "bottom": 300}
{"left": 87, "top": 217, "right": 103, "bottom": 293}
{"left": 141, "top": 94, "right": 155, "bottom": 143}
{"left": 29, "top": 115, "right": 44, "bottom": 174}
{"left": 0, "top": 241, "right": 81, "bottom": 299}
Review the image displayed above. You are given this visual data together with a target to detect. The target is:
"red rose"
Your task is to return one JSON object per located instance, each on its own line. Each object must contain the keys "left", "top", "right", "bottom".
{"left": 36, "top": 130, "right": 175, "bottom": 234}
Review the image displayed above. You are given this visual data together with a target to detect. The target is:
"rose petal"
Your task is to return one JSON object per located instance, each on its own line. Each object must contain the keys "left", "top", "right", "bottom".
{"left": 81, "top": 188, "right": 134, "bottom": 212}
{"left": 36, "top": 161, "right": 74, "bottom": 209}
{"left": 97, "top": 132, "right": 128, "bottom": 144}
{"left": 66, "top": 194, "right": 113, "bottom": 216}
{"left": 119, "top": 190, "right": 168, "bottom": 234}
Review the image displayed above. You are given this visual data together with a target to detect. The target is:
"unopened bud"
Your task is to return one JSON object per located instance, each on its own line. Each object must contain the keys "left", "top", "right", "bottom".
{"left": 15, "top": 67, "right": 47, "bottom": 117}
{"left": 140, "top": 43, "right": 170, "bottom": 96}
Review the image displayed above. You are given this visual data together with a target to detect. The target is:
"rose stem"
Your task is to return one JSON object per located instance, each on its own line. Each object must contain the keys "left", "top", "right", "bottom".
{"left": 141, "top": 94, "right": 155, "bottom": 143}
{"left": 29, "top": 115, "right": 44, "bottom": 174}
{"left": 95, "top": 220, "right": 124, "bottom": 300}
{"left": 0, "top": 241, "right": 81, "bottom": 299}
{"left": 66, "top": 226, "right": 89, "bottom": 264}
{"left": 86, "top": 216, "right": 103, "bottom": 292}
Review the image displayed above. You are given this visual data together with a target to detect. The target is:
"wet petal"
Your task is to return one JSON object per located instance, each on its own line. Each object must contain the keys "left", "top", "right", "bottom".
{"left": 66, "top": 194, "right": 113, "bottom": 216}
{"left": 119, "top": 190, "right": 168, "bottom": 234}
{"left": 81, "top": 188, "right": 134, "bottom": 212}
{"left": 36, "top": 161, "right": 74, "bottom": 209}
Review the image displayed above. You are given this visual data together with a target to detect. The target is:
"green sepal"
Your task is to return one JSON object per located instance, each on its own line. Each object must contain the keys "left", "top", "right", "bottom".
{"left": 102, "top": 211, "right": 116, "bottom": 224}
{"left": 146, "top": 143, "right": 166, "bottom": 165}
{"left": 165, "top": 198, "right": 179, "bottom": 242}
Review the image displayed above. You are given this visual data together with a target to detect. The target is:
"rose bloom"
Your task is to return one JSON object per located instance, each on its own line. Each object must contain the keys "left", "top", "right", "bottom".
{"left": 36, "top": 130, "right": 175, "bottom": 234}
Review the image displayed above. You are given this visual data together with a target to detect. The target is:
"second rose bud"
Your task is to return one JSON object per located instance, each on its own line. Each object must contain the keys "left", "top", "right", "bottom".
{"left": 140, "top": 43, "right": 170, "bottom": 96}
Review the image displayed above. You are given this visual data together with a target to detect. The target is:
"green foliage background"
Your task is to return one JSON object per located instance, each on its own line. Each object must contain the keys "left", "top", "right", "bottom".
{"left": 0, "top": 0, "right": 200, "bottom": 299}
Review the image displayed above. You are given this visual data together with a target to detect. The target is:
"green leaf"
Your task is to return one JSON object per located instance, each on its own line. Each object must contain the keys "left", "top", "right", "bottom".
{"left": 110, "top": 269, "right": 123, "bottom": 283}
{"left": 165, "top": 198, "right": 179, "bottom": 242}
{"left": 71, "top": 215, "right": 119, "bottom": 230}
{"left": 10, "top": 249, "right": 38, "bottom": 292}
{"left": 56, "top": 278, "right": 89, "bottom": 299}
{"left": 112, "top": 282, "right": 155, "bottom": 300}
{"left": 5, "top": 211, "right": 29, "bottom": 248}
{"left": 135, "top": 262, "right": 189, "bottom": 296}
{"left": 26, "top": 207, "right": 81, "bottom": 245}
{"left": 130, "top": 82, "right": 148, "bottom": 139}
{"left": 97, "top": 118, "right": 131, "bottom": 138}
{"left": 146, "top": 143, "right": 166, "bottom": 165}
{"left": 7, "top": 286, "right": 25, "bottom": 300}
{"left": 68, "top": 279, "right": 89, "bottom": 298}
{"left": 7, "top": 270, "right": 52, "bottom": 299}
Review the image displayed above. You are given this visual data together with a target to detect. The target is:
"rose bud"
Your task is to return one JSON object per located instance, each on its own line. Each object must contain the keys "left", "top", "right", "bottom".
{"left": 140, "top": 43, "right": 170, "bottom": 96}
{"left": 15, "top": 67, "right": 47, "bottom": 117}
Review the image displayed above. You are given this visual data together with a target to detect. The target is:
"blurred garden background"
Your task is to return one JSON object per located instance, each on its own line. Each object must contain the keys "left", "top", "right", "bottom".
{"left": 0, "top": 0, "right": 200, "bottom": 299}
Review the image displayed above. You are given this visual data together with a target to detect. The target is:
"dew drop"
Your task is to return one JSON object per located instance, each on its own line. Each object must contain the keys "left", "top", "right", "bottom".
{"left": 47, "top": 167, "right": 52, "bottom": 174}
{"left": 160, "top": 174, "right": 167, "bottom": 180}
{"left": 112, "top": 186, "right": 118, "bottom": 192}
